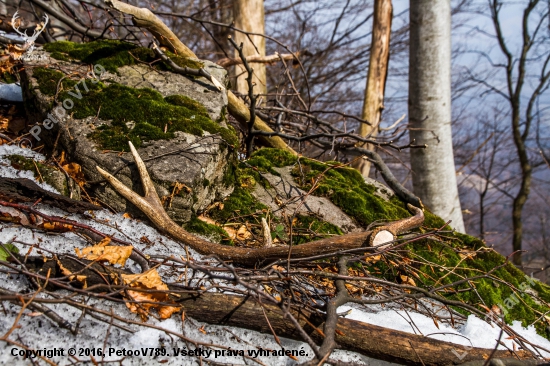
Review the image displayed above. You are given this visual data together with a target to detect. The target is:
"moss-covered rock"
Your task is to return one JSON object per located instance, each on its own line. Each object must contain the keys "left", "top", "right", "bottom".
{"left": 43, "top": 40, "right": 204, "bottom": 73}
{"left": 31, "top": 67, "right": 237, "bottom": 151}
{"left": 237, "top": 147, "right": 550, "bottom": 339}
{"left": 19, "top": 42, "right": 234, "bottom": 224}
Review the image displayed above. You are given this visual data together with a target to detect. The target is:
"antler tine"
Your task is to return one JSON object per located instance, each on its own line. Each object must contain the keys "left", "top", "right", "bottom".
{"left": 96, "top": 166, "right": 152, "bottom": 211}
{"left": 128, "top": 141, "right": 160, "bottom": 203}
{"left": 96, "top": 142, "right": 163, "bottom": 212}
{"left": 27, "top": 13, "right": 49, "bottom": 43}
{"left": 11, "top": 11, "right": 27, "bottom": 37}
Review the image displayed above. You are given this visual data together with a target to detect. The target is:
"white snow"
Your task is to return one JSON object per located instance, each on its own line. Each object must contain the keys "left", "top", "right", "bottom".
{"left": 337, "top": 303, "right": 550, "bottom": 358}
{"left": 1, "top": 145, "right": 550, "bottom": 365}
{"left": 0, "top": 144, "right": 58, "bottom": 193}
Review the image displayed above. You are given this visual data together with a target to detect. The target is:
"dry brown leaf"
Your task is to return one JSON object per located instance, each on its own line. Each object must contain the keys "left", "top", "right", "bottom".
{"left": 236, "top": 225, "right": 252, "bottom": 240}
{"left": 56, "top": 258, "right": 88, "bottom": 288}
{"left": 197, "top": 215, "right": 249, "bottom": 240}
{"left": 42, "top": 222, "right": 73, "bottom": 231}
{"left": 365, "top": 255, "right": 382, "bottom": 264}
{"left": 97, "top": 237, "right": 111, "bottom": 247}
{"left": 458, "top": 250, "right": 477, "bottom": 260}
{"left": 75, "top": 245, "right": 133, "bottom": 266}
{"left": 62, "top": 162, "right": 86, "bottom": 187}
{"left": 197, "top": 215, "right": 217, "bottom": 226}
{"left": 400, "top": 274, "right": 416, "bottom": 287}
{"left": 0, "top": 116, "right": 9, "bottom": 130}
{"left": 120, "top": 269, "right": 180, "bottom": 320}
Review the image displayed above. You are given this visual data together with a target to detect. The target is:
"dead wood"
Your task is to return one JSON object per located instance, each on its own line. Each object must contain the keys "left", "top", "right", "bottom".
{"left": 0, "top": 177, "right": 99, "bottom": 213}
{"left": 105, "top": 0, "right": 195, "bottom": 59}
{"left": 351, "top": 0, "right": 393, "bottom": 177}
{"left": 217, "top": 52, "right": 305, "bottom": 68}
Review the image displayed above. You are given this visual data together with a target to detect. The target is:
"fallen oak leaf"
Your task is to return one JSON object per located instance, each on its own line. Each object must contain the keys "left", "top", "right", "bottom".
{"left": 55, "top": 258, "right": 88, "bottom": 288}
{"left": 61, "top": 162, "right": 86, "bottom": 187}
{"left": 119, "top": 268, "right": 180, "bottom": 320}
{"left": 75, "top": 244, "right": 133, "bottom": 266}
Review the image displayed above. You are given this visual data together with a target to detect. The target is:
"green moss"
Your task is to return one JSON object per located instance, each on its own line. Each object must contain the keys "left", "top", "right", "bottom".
{"left": 0, "top": 71, "right": 17, "bottom": 84}
{"left": 164, "top": 51, "right": 204, "bottom": 70}
{"left": 44, "top": 40, "right": 157, "bottom": 73}
{"left": 7, "top": 154, "right": 58, "bottom": 180}
{"left": 43, "top": 40, "right": 202, "bottom": 73}
{"left": 290, "top": 158, "right": 408, "bottom": 227}
{"left": 185, "top": 215, "right": 230, "bottom": 244}
{"left": 247, "top": 148, "right": 298, "bottom": 174}
{"left": 32, "top": 67, "right": 238, "bottom": 151}
{"left": 7, "top": 155, "right": 69, "bottom": 195}
{"left": 402, "top": 236, "right": 550, "bottom": 335}
{"left": 32, "top": 68, "right": 76, "bottom": 96}
{"left": 291, "top": 215, "right": 343, "bottom": 245}
{"left": 165, "top": 95, "right": 210, "bottom": 117}
{"left": 244, "top": 148, "right": 409, "bottom": 228}
{"left": 210, "top": 187, "right": 267, "bottom": 223}
{"left": 81, "top": 84, "right": 238, "bottom": 150}
{"left": 217, "top": 105, "right": 228, "bottom": 124}
{"left": 241, "top": 147, "right": 550, "bottom": 338}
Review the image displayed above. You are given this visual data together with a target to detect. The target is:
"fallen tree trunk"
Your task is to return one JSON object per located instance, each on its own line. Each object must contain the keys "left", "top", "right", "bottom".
{"left": 22, "top": 254, "right": 533, "bottom": 366}
{"left": 178, "top": 292, "right": 532, "bottom": 366}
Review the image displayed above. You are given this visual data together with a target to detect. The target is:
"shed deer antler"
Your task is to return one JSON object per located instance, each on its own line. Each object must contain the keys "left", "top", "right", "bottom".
{"left": 96, "top": 142, "right": 424, "bottom": 266}
{"left": 11, "top": 11, "right": 49, "bottom": 53}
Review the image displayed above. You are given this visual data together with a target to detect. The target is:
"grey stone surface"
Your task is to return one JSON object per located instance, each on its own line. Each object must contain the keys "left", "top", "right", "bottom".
{"left": 252, "top": 166, "right": 360, "bottom": 233}
{"left": 107, "top": 62, "right": 227, "bottom": 121}
{"left": 20, "top": 49, "right": 233, "bottom": 224}
{"left": 364, "top": 176, "right": 394, "bottom": 201}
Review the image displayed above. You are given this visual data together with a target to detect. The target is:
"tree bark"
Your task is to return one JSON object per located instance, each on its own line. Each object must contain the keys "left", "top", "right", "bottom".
{"left": 408, "top": 0, "right": 465, "bottom": 233}
{"left": 177, "top": 293, "right": 532, "bottom": 365}
{"left": 352, "top": 0, "right": 392, "bottom": 178}
{"left": 232, "top": 0, "right": 267, "bottom": 97}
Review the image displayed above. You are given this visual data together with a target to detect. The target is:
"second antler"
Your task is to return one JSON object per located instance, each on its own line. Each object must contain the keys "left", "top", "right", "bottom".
{"left": 96, "top": 142, "right": 424, "bottom": 266}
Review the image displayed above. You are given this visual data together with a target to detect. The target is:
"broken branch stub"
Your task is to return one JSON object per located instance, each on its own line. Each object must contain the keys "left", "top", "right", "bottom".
{"left": 96, "top": 142, "right": 424, "bottom": 266}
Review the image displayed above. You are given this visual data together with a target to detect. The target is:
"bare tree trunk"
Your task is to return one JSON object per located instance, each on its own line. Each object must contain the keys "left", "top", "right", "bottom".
{"left": 232, "top": 0, "right": 267, "bottom": 97}
{"left": 511, "top": 105, "right": 532, "bottom": 266}
{"left": 352, "top": 0, "right": 392, "bottom": 177}
{"left": 408, "top": 0, "right": 465, "bottom": 233}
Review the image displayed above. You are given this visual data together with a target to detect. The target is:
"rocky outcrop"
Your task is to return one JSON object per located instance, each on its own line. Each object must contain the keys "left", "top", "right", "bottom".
{"left": 19, "top": 43, "right": 234, "bottom": 224}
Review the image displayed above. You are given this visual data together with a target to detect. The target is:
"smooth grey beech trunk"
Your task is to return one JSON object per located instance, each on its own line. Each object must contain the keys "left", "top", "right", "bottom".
{"left": 408, "top": 0, "right": 465, "bottom": 233}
